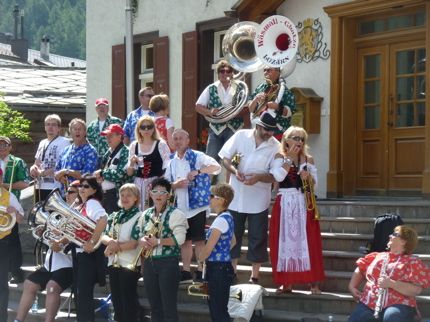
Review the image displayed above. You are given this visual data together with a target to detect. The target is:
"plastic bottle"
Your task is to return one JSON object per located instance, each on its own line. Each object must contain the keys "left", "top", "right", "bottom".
{"left": 30, "top": 296, "right": 39, "bottom": 313}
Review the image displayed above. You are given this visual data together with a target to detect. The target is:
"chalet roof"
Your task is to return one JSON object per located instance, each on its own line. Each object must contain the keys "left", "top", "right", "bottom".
{"left": 0, "top": 43, "right": 86, "bottom": 68}
{"left": 0, "top": 65, "right": 86, "bottom": 109}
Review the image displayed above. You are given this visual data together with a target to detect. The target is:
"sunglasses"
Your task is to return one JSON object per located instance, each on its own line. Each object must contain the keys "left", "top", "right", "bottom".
{"left": 390, "top": 232, "right": 401, "bottom": 238}
{"left": 78, "top": 184, "right": 91, "bottom": 189}
{"left": 219, "top": 69, "right": 232, "bottom": 74}
{"left": 210, "top": 194, "right": 224, "bottom": 200}
{"left": 150, "top": 189, "right": 169, "bottom": 195}
{"left": 288, "top": 136, "right": 305, "bottom": 142}
{"left": 139, "top": 124, "right": 154, "bottom": 131}
{"left": 66, "top": 190, "right": 78, "bottom": 194}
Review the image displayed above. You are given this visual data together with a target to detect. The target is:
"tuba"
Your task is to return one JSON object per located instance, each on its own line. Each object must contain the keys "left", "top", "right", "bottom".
{"left": 39, "top": 189, "right": 102, "bottom": 248}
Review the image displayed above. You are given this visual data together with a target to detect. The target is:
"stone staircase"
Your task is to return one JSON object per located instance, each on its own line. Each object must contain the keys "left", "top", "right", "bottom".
{"left": 7, "top": 197, "right": 430, "bottom": 322}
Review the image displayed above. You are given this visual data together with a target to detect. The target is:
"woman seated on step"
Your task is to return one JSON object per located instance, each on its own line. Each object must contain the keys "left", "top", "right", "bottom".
{"left": 14, "top": 183, "right": 80, "bottom": 322}
{"left": 348, "top": 225, "right": 430, "bottom": 322}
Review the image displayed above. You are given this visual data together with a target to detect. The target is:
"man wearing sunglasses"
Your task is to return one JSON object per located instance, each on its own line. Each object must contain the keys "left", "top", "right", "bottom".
{"left": 86, "top": 98, "right": 123, "bottom": 159}
{"left": 248, "top": 66, "right": 296, "bottom": 141}
{"left": 123, "top": 87, "right": 155, "bottom": 145}
{"left": 219, "top": 111, "right": 280, "bottom": 284}
{"left": 165, "top": 129, "right": 221, "bottom": 284}
{"left": 195, "top": 60, "right": 247, "bottom": 182}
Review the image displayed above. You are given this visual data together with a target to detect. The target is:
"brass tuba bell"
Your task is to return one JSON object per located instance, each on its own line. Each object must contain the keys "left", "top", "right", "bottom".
{"left": 0, "top": 205, "right": 16, "bottom": 239}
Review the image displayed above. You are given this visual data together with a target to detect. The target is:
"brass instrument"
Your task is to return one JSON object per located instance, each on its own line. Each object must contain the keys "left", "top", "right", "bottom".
{"left": 231, "top": 153, "right": 243, "bottom": 169}
{"left": 252, "top": 78, "right": 280, "bottom": 118}
{"left": 0, "top": 158, "right": 17, "bottom": 238}
{"left": 302, "top": 167, "right": 319, "bottom": 221}
{"left": 188, "top": 283, "right": 242, "bottom": 302}
{"left": 111, "top": 222, "right": 121, "bottom": 268}
{"left": 204, "top": 80, "right": 249, "bottom": 124}
{"left": 0, "top": 205, "right": 16, "bottom": 239}
{"left": 126, "top": 215, "right": 162, "bottom": 271}
{"left": 36, "top": 189, "right": 102, "bottom": 248}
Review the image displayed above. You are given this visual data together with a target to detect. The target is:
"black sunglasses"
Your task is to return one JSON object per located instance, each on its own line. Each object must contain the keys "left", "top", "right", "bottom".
{"left": 219, "top": 69, "right": 232, "bottom": 74}
{"left": 140, "top": 124, "right": 155, "bottom": 131}
{"left": 66, "top": 190, "right": 78, "bottom": 194}
{"left": 78, "top": 184, "right": 91, "bottom": 189}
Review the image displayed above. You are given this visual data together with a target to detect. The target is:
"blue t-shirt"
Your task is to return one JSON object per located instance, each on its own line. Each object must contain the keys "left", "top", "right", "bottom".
{"left": 123, "top": 107, "right": 154, "bottom": 141}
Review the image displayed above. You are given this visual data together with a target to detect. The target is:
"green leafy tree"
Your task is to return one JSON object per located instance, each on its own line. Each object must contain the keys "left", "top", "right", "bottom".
{"left": 0, "top": 99, "right": 31, "bottom": 142}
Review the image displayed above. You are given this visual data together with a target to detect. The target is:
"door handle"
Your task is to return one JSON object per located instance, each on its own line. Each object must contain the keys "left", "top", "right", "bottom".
{"left": 387, "top": 121, "right": 394, "bottom": 127}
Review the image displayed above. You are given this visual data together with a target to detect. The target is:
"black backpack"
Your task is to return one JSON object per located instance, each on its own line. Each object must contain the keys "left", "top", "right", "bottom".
{"left": 370, "top": 213, "right": 404, "bottom": 252}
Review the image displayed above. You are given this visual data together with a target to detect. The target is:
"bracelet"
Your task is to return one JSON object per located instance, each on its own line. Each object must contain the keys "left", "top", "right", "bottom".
{"left": 157, "top": 239, "right": 161, "bottom": 246}
{"left": 89, "top": 239, "right": 95, "bottom": 245}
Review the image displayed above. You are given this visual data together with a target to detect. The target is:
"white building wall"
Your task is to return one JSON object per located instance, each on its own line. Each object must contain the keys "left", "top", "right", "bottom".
{"left": 86, "top": 0, "right": 236, "bottom": 125}
{"left": 86, "top": 0, "right": 350, "bottom": 198}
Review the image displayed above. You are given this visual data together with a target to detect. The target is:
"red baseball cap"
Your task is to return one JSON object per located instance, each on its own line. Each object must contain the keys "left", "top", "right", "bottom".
{"left": 95, "top": 98, "right": 109, "bottom": 107}
{"left": 101, "top": 124, "right": 124, "bottom": 136}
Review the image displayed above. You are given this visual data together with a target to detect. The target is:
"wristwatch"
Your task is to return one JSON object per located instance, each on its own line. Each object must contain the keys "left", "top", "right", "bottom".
{"left": 284, "top": 157, "right": 293, "bottom": 167}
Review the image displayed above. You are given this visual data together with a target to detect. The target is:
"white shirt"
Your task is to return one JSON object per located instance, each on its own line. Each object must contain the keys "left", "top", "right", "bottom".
{"left": 44, "top": 249, "right": 73, "bottom": 271}
{"left": 196, "top": 80, "right": 238, "bottom": 106}
{"left": 270, "top": 158, "right": 318, "bottom": 188}
{"left": 76, "top": 199, "right": 107, "bottom": 253}
{"left": 165, "top": 150, "right": 221, "bottom": 218}
{"left": 211, "top": 215, "right": 229, "bottom": 234}
{"left": 5, "top": 189, "right": 24, "bottom": 215}
{"left": 127, "top": 140, "right": 171, "bottom": 170}
{"left": 35, "top": 136, "right": 70, "bottom": 190}
{"left": 218, "top": 129, "right": 280, "bottom": 213}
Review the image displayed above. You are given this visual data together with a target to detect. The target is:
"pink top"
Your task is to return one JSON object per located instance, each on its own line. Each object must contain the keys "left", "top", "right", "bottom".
{"left": 357, "top": 252, "right": 430, "bottom": 310}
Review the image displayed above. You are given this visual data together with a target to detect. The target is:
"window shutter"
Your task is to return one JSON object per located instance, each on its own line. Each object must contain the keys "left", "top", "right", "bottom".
{"left": 182, "top": 31, "right": 198, "bottom": 148}
{"left": 111, "top": 44, "right": 126, "bottom": 119}
{"left": 153, "top": 36, "right": 169, "bottom": 95}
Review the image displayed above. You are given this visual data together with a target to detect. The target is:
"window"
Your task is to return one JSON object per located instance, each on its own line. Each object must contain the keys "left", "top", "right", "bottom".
{"left": 212, "top": 30, "right": 227, "bottom": 79}
{"left": 139, "top": 44, "right": 154, "bottom": 87}
{"left": 358, "top": 11, "right": 425, "bottom": 36}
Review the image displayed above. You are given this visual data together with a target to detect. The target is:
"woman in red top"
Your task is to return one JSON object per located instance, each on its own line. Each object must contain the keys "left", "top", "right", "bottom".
{"left": 150, "top": 94, "right": 175, "bottom": 151}
{"left": 348, "top": 225, "right": 430, "bottom": 322}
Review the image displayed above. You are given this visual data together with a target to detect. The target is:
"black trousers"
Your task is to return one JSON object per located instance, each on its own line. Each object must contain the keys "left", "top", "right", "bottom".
{"left": 0, "top": 241, "right": 10, "bottom": 322}
{"left": 108, "top": 266, "right": 140, "bottom": 322}
{"left": 75, "top": 251, "right": 98, "bottom": 322}
{"left": 8, "top": 224, "right": 22, "bottom": 275}
{"left": 102, "top": 188, "right": 120, "bottom": 215}
{"left": 143, "top": 257, "right": 180, "bottom": 322}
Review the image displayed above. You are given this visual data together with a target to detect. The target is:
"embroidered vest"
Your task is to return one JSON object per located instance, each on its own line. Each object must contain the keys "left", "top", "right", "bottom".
{"left": 135, "top": 141, "right": 164, "bottom": 178}
{"left": 143, "top": 206, "right": 179, "bottom": 258}
{"left": 208, "top": 84, "right": 244, "bottom": 134}
{"left": 207, "top": 212, "right": 234, "bottom": 262}
{"left": 183, "top": 149, "right": 211, "bottom": 210}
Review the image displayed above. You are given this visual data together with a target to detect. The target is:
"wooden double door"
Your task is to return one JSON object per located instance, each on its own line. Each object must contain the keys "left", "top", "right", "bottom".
{"left": 356, "top": 40, "right": 426, "bottom": 192}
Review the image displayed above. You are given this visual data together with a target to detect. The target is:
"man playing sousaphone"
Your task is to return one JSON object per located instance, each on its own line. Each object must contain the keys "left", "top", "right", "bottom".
{"left": 195, "top": 60, "right": 247, "bottom": 183}
{"left": 248, "top": 66, "right": 296, "bottom": 141}
{"left": 0, "top": 167, "right": 25, "bottom": 322}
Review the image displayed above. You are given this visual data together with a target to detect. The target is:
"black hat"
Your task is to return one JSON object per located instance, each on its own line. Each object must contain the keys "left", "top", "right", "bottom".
{"left": 255, "top": 111, "right": 277, "bottom": 131}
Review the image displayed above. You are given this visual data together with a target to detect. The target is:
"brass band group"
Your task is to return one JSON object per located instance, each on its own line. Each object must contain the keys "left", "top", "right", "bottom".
{"left": 1, "top": 16, "right": 429, "bottom": 322}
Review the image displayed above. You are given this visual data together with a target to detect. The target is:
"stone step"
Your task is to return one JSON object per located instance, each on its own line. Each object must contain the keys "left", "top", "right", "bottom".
{"left": 320, "top": 217, "right": 430, "bottom": 235}
{"left": 318, "top": 199, "right": 430, "bottom": 219}
{"left": 138, "top": 297, "right": 349, "bottom": 322}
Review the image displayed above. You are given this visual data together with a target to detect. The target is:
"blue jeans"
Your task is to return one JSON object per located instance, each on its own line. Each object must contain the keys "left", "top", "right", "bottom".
{"left": 206, "top": 261, "right": 234, "bottom": 322}
{"left": 206, "top": 127, "right": 235, "bottom": 161}
{"left": 348, "top": 302, "right": 417, "bottom": 322}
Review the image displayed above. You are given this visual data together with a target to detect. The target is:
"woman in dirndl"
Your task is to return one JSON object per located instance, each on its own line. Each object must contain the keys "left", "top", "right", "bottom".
{"left": 269, "top": 126, "right": 325, "bottom": 294}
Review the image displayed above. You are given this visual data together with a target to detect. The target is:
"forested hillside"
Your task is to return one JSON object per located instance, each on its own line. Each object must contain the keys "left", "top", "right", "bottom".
{"left": 0, "top": 0, "right": 86, "bottom": 60}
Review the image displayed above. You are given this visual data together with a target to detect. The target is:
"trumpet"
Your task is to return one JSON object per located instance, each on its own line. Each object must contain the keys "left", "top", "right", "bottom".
{"left": 302, "top": 167, "right": 319, "bottom": 221}
{"left": 188, "top": 283, "right": 242, "bottom": 302}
